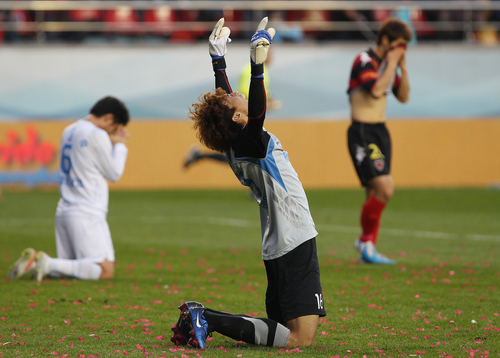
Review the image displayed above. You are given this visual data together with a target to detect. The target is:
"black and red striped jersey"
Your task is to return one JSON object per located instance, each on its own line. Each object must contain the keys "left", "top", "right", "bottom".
{"left": 347, "top": 48, "right": 401, "bottom": 97}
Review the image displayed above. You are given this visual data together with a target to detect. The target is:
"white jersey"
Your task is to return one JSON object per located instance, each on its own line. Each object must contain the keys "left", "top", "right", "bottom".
{"left": 56, "top": 119, "right": 128, "bottom": 217}
{"left": 228, "top": 130, "right": 318, "bottom": 261}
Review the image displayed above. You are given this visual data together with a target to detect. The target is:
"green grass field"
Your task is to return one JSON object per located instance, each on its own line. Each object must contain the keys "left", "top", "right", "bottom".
{"left": 1, "top": 188, "right": 499, "bottom": 358}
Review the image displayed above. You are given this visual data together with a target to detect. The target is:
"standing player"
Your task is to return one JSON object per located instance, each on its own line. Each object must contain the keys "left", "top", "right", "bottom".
{"left": 9, "top": 96, "right": 130, "bottom": 281}
{"left": 171, "top": 18, "right": 326, "bottom": 349}
{"left": 347, "top": 18, "right": 412, "bottom": 264}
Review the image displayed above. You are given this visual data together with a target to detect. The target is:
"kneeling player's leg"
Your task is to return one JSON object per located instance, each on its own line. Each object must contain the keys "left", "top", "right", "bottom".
{"left": 40, "top": 215, "right": 113, "bottom": 281}
{"left": 38, "top": 255, "right": 102, "bottom": 281}
{"left": 265, "top": 239, "right": 325, "bottom": 347}
{"left": 98, "top": 259, "right": 114, "bottom": 279}
{"left": 203, "top": 308, "right": 290, "bottom": 347}
{"left": 286, "top": 315, "right": 319, "bottom": 347}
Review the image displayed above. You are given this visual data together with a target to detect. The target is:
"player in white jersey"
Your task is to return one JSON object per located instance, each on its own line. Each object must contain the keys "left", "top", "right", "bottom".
{"left": 170, "top": 19, "right": 325, "bottom": 350}
{"left": 9, "top": 96, "right": 130, "bottom": 281}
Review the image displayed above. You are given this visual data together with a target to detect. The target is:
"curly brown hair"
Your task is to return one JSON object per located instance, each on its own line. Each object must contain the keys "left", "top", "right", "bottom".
{"left": 376, "top": 18, "right": 413, "bottom": 45}
{"left": 189, "top": 87, "right": 242, "bottom": 153}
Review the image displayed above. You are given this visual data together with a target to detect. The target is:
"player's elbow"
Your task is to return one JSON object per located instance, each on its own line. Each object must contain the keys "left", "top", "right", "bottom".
{"left": 107, "top": 171, "right": 123, "bottom": 183}
{"left": 370, "top": 88, "right": 385, "bottom": 99}
{"left": 398, "top": 94, "right": 410, "bottom": 103}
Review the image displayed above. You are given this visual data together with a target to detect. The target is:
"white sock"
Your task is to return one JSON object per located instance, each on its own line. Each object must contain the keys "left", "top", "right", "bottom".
{"left": 48, "top": 258, "right": 102, "bottom": 280}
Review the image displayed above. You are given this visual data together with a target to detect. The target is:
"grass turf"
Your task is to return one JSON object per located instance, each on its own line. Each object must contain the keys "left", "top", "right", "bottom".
{"left": 0, "top": 188, "right": 499, "bottom": 357}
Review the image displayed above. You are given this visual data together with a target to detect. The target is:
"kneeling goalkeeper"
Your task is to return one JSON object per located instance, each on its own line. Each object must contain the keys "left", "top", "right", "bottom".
{"left": 171, "top": 18, "right": 326, "bottom": 349}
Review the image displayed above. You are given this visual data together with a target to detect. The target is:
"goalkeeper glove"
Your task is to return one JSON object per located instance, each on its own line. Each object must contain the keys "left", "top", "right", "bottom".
{"left": 250, "top": 17, "right": 275, "bottom": 65}
{"left": 209, "top": 18, "right": 231, "bottom": 59}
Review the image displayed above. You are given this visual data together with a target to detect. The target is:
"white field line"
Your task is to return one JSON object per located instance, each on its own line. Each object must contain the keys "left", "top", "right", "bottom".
{"left": 317, "top": 224, "right": 459, "bottom": 239}
{"left": 139, "top": 216, "right": 252, "bottom": 227}
{"left": 0, "top": 218, "right": 53, "bottom": 226}
{"left": 466, "top": 234, "right": 500, "bottom": 241}
{"left": 3, "top": 216, "right": 499, "bottom": 241}
{"left": 308, "top": 224, "right": 500, "bottom": 242}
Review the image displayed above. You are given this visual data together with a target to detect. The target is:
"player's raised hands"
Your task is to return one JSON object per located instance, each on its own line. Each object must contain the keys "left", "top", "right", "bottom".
{"left": 386, "top": 45, "right": 406, "bottom": 66}
{"left": 250, "top": 17, "right": 275, "bottom": 65}
{"left": 209, "top": 18, "right": 231, "bottom": 59}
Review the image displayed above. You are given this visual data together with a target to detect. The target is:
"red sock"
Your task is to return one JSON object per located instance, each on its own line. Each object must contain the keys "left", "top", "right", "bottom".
{"left": 372, "top": 219, "right": 381, "bottom": 245}
{"left": 359, "top": 195, "right": 386, "bottom": 244}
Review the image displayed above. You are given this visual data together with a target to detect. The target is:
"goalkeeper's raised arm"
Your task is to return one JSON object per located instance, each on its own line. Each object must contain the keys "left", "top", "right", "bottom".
{"left": 210, "top": 18, "right": 232, "bottom": 94}
{"left": 246, "top": 17, "right": 275, "bottom": 141}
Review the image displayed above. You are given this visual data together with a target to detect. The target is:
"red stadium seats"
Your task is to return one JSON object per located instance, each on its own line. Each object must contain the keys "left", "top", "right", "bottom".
{"left": 69, "top": 9, "right": 101, "bottom": 22}
{"left": 104, "top": 6, "right": 139, "bottom": 34}
{"left": 143, "top": 6, "right": 177, "bottom": 36}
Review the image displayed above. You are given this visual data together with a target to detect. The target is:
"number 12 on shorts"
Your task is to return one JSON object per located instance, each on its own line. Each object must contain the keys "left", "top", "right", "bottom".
{"left": 315, "top": 293, "right": 324, "bottom": 310}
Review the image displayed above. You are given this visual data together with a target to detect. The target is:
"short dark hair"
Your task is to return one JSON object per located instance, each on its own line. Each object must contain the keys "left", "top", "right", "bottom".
{"left": 90, "top": 96, "right": 130, "bottom": 126}
{"left": 376, "top": 18, "right": 413, "bottom": 45}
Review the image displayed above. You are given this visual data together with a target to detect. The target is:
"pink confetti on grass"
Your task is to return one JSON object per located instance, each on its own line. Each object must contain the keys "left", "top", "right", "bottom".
{"left": 152, "top": 300, "right": 162, "bottom": 304}
{"left": 136, "top": 344, "right": 145, "bottom": 351}
{"left": 77, "top": 337, "right": 84, "bottom": 341}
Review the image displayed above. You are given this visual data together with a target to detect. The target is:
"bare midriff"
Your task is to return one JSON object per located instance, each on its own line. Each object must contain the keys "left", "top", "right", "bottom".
{"left": 350, "top": 89, "right": 387, "bottom": 124}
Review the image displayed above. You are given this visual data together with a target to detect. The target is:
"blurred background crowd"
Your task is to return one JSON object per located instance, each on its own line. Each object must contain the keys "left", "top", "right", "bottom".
{"left": 0, "top": 0, "right": 499, "bottom": 45}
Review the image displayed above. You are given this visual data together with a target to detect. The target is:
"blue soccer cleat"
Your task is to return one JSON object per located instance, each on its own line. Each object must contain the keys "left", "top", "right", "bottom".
{"left": 178, "top": 301, "right": 210, "bottom": 350}
{"left": 355, "top": 239, "right": 395, "bottom": 265}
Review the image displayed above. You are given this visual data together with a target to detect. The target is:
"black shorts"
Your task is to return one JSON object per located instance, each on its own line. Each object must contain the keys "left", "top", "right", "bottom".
{"left": 264, "top": 238, "right": 326, "bottom": 324}
{"left": 347, "top": 120, "right": 392, "bottom": 187}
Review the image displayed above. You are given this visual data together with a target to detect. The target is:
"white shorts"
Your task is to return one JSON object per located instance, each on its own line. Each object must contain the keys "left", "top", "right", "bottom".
{"left": 55, "top": 214, "right": 115, "bottom": 263}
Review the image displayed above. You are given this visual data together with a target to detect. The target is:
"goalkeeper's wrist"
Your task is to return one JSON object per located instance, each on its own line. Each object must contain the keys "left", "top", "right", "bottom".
{"left": 212, "top": 57, "right": 227, "bottom": 71}
{"left": 250, "top": 63, "right": 264, "bottom": 77}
